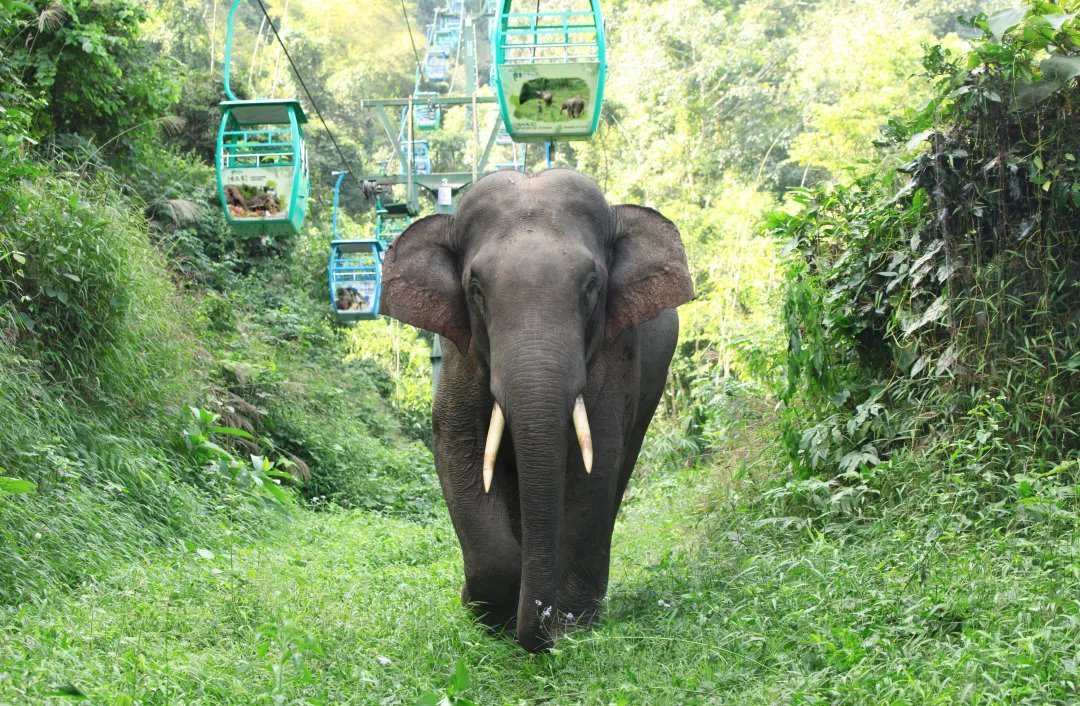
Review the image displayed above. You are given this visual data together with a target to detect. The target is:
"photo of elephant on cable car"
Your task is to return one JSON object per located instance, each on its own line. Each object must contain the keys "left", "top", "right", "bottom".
{"left": 334, "top": 280, "right": 376, "bottom": 315}
{"left": 511, "top": 77, "right": 590, "bottom": 123}
{"left": 223, "top": 182, "right": 285, "bottom": 218}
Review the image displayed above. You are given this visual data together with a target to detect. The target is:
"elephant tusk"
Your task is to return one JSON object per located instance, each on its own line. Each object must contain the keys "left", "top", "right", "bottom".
{"left": 482, "top": 403, "right": 505, "bottom": 493}
{"left": 572, "top": 396, "right": 593, "bottom": 474}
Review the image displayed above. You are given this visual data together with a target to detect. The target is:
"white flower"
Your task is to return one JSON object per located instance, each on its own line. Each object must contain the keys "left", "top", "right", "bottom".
{"left": 377, "top": 656, "right": 391, "bottom": 666}
{"left": 566, "top": 613, "right": 574, "bottom": 621}
{"left": 542, "top": 605, "right": 552, "bottom": 618}
{"left": 534, "top": 599, "right": 542, "bottom": 606}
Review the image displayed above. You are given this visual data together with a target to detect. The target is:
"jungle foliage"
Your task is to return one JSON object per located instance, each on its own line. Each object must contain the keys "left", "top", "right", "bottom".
{"left": 777, "top": 4, "right": 1080, "bottom": 525}
{"left": 1, "top": 0, "right": 1077, "bottom": 702}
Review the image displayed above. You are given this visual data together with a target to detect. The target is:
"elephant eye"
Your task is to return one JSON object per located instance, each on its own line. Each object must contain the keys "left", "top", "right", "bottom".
{"left": 468, "top": 278, "right": 485, "bottom": 305}
{"left": 584, "top": 272, "right": 599, "bottom": 293}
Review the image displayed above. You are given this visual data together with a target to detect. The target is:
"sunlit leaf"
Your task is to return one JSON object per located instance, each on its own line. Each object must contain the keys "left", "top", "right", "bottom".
{"left": 987, "top": 7, "right": 1026, "bottom": 42}
{"left": 0, "top": 476, "right": 37, "bottom": 496}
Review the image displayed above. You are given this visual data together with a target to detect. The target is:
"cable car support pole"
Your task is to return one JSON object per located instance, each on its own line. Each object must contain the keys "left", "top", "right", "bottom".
{"left": 222, "top": 0, "right": 243, "bottom": 101}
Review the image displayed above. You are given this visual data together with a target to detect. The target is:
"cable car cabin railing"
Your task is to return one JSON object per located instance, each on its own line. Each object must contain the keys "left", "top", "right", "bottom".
{"left": 499, "top": 11, "right": 602, "bottom": 63}
{"left": 220, "top": 128, "right": 298, "bottom": 168}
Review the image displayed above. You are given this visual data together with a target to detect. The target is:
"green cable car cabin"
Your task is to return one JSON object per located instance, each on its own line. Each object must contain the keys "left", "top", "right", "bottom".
{"left": 492, "top": 0, "right": 606, "bottom": 142}
{"left": 414, "top": 91, "right": 443, "bottom": 130}
{"left": 217, "top": 100, "right": 310, "bottom": 237}
{"left": 215, "top": 0, "right": 310, "bottom": 236}
{"left": 374, "top": 197, "right": 412, "bottom": 249}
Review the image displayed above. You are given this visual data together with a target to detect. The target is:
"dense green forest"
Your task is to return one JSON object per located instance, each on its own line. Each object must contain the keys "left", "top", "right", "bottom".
{"left": 1, "top": 0, "right": 1078, "bottom": 702}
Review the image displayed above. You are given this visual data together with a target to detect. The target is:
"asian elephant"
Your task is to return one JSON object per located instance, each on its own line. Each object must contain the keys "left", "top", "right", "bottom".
{"left": 560, "top": 95, "right": 586, "bottom": 119}
{"left": 379, "top": 169, "right": 694, "bottom": 652}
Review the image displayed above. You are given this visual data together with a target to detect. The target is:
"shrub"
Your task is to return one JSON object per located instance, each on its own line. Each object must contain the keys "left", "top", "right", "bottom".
{"left": 1, "top": 172, "right": 197, "bottom": 404}
{"left": 776, "top": 3, "right": 1080, "bottom": 523}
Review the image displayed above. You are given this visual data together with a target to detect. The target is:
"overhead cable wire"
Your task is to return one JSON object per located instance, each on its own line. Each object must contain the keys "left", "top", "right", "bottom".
{"left": 399, "top": 0, "right": 425, "bottom": 78}
{"left": 252, "top": 0, "right": 363, "bottom": 183}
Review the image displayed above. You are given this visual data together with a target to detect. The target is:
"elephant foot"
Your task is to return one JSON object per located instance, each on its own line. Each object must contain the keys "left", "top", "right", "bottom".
{"left": 461, "top": 582, "right": 518, "bottom": 631}
{"left": 513, "top": 597, "right": 603, "bottom": 652}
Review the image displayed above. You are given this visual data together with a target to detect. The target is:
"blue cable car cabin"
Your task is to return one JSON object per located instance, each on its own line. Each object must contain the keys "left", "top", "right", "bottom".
{"left": 426, "top": 51, "right": 449, "bottom": 81}
{"left": 217, "top": 100, "right": 310, "bottom": 237}
{"left": 493, "top": 0, "right": 606, "bottom": 143}
{"left": 433, "top": 27, "right": 458, "bottom": 54}
{"left": 329, "top": 239, "right": 383, "bottom": 321}
{"left": 401, "top": 140, "right": 432, "bottom": 175}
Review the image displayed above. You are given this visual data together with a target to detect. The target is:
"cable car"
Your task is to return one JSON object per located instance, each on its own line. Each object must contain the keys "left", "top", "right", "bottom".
{"left": 374, "top": 197, "right": 412, "bottom": 249}
{"left": 217, "top": 101, "right": 310, "bottom": 236}
{"left": 426, "top": 52, "right": 449, "bottom": 81}
{"left": 492, "top": 0, "right": 606, "bottom": 142}
{"left": 216, "top": 0, "right": 310, "bottom": 236}
{"left": 401, "top": 140, "right": 432, "bottom": 175}
{"left": 414, "top": 92, "right": 443, "bottom": 130}
{"left": 434, "top": 28, "right": 458, "bottom": 54}
{"left": 438, "top": 7, "right": 463, "bottom": 40}
{"left": 329, "top": 240, "right": 383, "bottom": 321}
{"left": 326, "top": 172, "right": 383, "bottom": 322}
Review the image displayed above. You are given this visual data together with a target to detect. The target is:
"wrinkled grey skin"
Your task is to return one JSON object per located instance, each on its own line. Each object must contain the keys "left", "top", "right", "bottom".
{"left": 379, "top": 169, "right": 694, "bottom": 652}
{"left": 560, "top": 96, "right": 585, "bottom": 119}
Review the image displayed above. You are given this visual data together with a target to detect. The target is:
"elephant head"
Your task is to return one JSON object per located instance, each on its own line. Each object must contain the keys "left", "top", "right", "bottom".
{"left": 379, "top": 169, "right": 693, "bottom": 650}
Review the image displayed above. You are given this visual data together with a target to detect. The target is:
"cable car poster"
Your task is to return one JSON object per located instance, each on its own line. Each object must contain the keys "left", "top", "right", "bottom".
{"left": 498, "top": 63, "right": 600, "bottom": 141}
{"left": 222, "top": 166, "right": 294, "bottom": 220}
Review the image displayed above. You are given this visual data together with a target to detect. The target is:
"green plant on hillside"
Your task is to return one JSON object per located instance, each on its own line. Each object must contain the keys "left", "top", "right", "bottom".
{"left": 0, "top": 172, "right": 196, "bottom": 403}
{"left": 777, "top": 2, "right": 1080, "bottom": 523}
{"left": 2, "top": 0, "right": 181, "bottom": 152}
{"left": 180, "top": 407, "right": 299, "bottom": 509}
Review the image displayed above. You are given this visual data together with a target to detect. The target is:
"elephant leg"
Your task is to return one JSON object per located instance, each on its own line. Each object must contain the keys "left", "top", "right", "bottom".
{"left": 552, "top": 339, "right": 638, "bottom": 626}
{"left": 433, "top": 340, "right": 522, "bottom": 629}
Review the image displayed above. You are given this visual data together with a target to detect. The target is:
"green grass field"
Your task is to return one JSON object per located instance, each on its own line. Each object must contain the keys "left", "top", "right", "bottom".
{"left": 2, "top": 414, "right": 1076, "bottom": 705}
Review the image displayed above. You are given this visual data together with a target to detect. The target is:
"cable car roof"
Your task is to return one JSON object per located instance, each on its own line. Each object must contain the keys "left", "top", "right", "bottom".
{"left": 219, "top": 99, "right": 309, "bottom": 126}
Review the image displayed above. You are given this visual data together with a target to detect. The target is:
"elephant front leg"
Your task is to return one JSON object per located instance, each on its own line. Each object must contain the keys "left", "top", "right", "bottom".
{"left": 432, "top": 357, "right": 522, "bottom": 630}
{"left": 450, "top": 460, "right": 522, "bottom": 630}
{"left": 553, "top": 398, "right": 627, "bottom": 629}
{"left": 555, "top": 441, "right": 620, "bottom": 629}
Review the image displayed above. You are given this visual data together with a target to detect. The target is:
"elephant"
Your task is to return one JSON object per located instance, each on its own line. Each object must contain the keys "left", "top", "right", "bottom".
{"left": 379, "top": 169, "right": 694, "bottom": 652}
{"left": 560, "top": 95, "right": 586, "bottom": 119}
{"left": 223, "top": 184, "right": 248, "bottom": 210}
{"left": 537, "top": 91, "right": 554, "bottom": 112}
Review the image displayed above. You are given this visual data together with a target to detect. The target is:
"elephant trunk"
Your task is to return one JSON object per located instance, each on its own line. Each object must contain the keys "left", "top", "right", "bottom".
{"left": 491, "top": 336, "right": 583, "bottom": 652}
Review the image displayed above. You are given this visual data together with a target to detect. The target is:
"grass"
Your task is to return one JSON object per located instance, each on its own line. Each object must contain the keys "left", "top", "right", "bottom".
{"left": 2, "top": 412, "right": 1076, "bottom": 705}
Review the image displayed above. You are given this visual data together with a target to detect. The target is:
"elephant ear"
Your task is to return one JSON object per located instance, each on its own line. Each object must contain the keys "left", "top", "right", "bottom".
{"left": 606, "top": 205, "right": 695, "bottom": 339}
{"left": 379, "top": 214, "right": 471, "bottom": 354}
